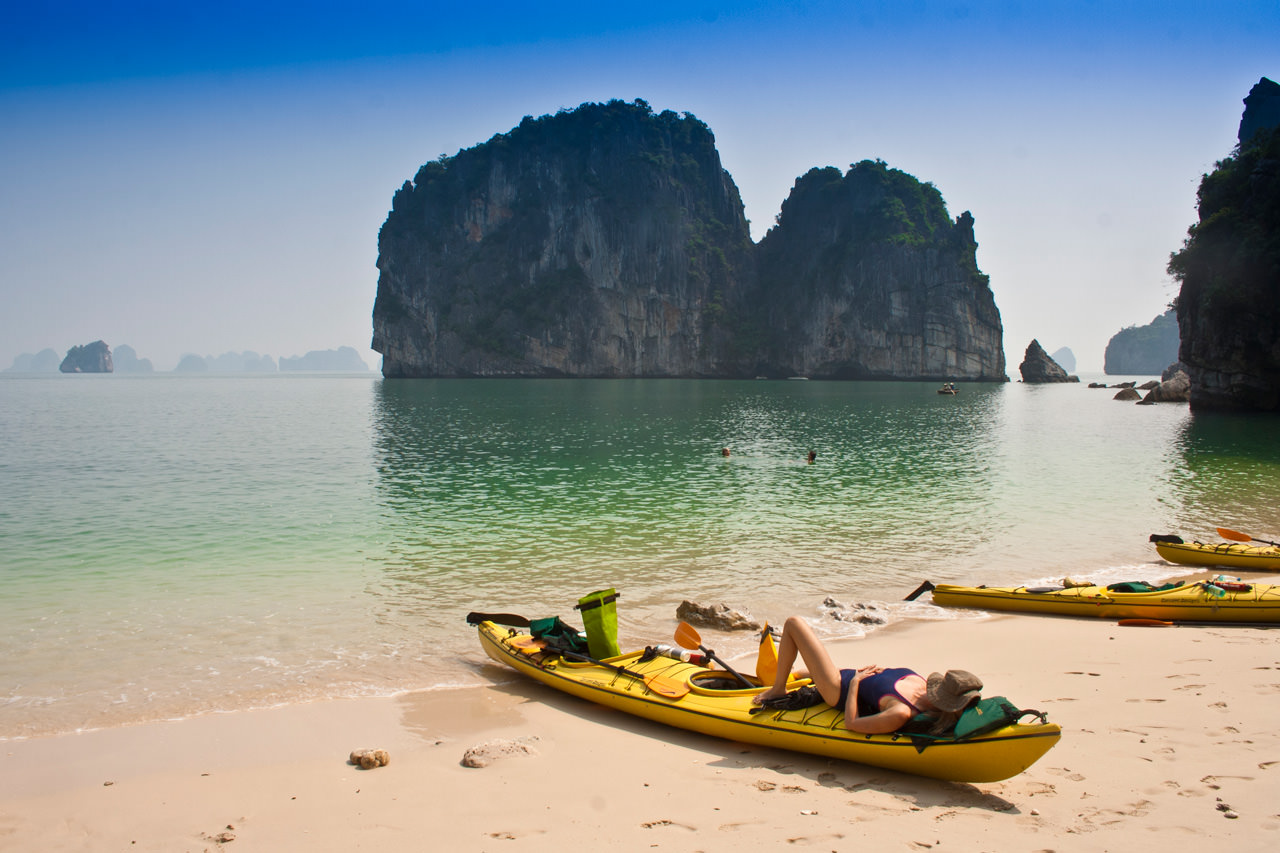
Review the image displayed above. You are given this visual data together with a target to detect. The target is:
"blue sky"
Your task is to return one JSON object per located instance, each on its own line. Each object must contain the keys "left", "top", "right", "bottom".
{"left": 2, "top": 1, "right": 1276, "bottom": 372}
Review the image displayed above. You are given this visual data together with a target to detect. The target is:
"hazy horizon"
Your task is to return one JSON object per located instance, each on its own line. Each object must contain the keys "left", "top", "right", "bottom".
{"left": 3, "top": 2, "right": 1276, "bottom": 375}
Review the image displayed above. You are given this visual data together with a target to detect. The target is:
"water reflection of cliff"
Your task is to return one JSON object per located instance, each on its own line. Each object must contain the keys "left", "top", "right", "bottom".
{"left": 369, "top": 381, "right": 1004, "bottom": 611}
{"left": 1162, "top": 412, "right": 1280, "bottom": 535}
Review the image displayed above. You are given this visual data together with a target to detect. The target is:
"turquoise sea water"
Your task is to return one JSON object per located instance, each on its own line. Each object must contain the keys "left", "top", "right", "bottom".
{"left": 2, "top": 374, "right": 1279, "bottom": 739}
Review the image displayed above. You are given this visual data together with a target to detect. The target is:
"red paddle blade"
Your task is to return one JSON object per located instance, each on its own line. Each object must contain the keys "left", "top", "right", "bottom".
{"left": 1217, "top": 527, "right": 1251, "bottom": 542}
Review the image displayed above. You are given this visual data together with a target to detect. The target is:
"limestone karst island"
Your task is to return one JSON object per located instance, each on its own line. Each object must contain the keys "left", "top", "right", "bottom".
{"left": 372, "top": 99, "right": 1004, "bottom": 382}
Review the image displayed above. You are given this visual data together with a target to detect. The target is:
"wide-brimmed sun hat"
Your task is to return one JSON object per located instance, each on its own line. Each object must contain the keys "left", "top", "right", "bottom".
{"left": 926, "top": 669, "right": 983, "bottom": 712}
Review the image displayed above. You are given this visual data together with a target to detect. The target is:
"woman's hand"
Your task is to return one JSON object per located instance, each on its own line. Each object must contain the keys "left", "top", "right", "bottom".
{"left": 856, "top": 664, "right": 884, "bottom": 676}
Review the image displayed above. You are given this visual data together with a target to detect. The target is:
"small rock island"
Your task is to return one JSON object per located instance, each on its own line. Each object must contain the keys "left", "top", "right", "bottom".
{"left": 59, "top": 341, "right": 113, "bottom": 373}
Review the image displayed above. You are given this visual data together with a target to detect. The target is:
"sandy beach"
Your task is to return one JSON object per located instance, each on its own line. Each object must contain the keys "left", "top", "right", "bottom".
{"left": 3, "top": 605, "right": 1277, "bottom": 852}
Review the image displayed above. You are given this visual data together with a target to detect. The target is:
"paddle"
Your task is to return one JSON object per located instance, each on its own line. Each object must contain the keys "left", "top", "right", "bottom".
{"left": 1217, "top": 527, "right": 1280, "bottom": 547}
{"left": 674, "top": 622, "right": 754, "bottom": 688}
{"left": 903, "top": 580, "right": 935, "bottom": 601}
{"left": 465, "top": 611, "right": 531, "bottom": 627}
{"left": 557, "top": 647, "right": 690, "bottom": 698}
{"left": 1119, "top": 618, "right": 1277, "bottom": 629}
{"left": 510, "top": 637, "right": 689, "bottom": 698}
{"left": 755, "top": 623, "right": 779, "bottom": 685}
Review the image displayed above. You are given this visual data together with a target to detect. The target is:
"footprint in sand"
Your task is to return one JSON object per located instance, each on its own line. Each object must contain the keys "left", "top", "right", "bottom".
{"left": 787, "top": 832, "right": 846, "bottom": 845}
{"left": 1144, "top": 780, "right": 1182, "bottom": 796}
{"left": 817, "top": 771, "right": 843, "bottom": 787}
{"left": 1045, "top": 767, "right": 1086, "bottom": 782}
{"left": 1201, "top": 774, "right": 1255, "bottom": 788}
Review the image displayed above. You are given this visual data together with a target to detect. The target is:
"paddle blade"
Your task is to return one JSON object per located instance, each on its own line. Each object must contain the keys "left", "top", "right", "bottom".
{"left": 755, "top": 623, "right": 778, "bottom": 684}
{"left": 644, "top": 673, "right": 690, "bottom": 698}
{"left": 674, "top": 621, "right": 703, "bottom": 651}
{"left": 1217, "top": 527, "right": 1251, "bottom": 543}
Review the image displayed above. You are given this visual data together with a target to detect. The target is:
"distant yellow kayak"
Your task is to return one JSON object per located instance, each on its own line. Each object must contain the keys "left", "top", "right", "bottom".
{"left": 473, "top": 619, "right": 1060, "bottom": 783}
{"left": 1153, "top": 539, "right": 1280, "bottom": 571}
{"left": 928, "top": 581, "right": 1280, "bottom": 623}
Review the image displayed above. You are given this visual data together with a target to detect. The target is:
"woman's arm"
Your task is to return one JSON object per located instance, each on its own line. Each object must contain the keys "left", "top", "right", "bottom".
{"left": 844, "top": 702, "right": 914, "bottom": 734}
{"left": 842, "top": 665, "right": 912, "bottom": 733}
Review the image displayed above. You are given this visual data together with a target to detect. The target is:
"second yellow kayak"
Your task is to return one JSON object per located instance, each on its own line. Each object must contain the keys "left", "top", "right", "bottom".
{"left": 928, "top": 580, "right": 1280, "bottom": 622}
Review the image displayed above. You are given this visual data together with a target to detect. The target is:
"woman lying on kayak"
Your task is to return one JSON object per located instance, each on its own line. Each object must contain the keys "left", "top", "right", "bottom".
{"left": 753, "top": 616, "right": 982, "bottom": 733}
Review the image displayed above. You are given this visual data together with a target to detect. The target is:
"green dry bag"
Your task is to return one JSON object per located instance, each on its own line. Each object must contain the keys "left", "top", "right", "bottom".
{"left": 575, "top": 588, "right": 620, "bottom": 659}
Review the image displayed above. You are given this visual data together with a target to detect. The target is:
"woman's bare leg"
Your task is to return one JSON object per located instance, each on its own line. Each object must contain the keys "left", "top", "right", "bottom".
{"left": 754, "top": 616, "right": 843, "bottom": 706}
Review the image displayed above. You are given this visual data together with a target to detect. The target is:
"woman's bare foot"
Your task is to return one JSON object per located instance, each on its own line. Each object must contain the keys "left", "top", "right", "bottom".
{"left": 752, "top": 687, "right": 785, "bottom": 706}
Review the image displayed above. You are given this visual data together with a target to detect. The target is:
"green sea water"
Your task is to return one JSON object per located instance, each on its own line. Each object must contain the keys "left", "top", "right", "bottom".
{"left": 2, "top": 374, "right": 1278, "bottom": 738}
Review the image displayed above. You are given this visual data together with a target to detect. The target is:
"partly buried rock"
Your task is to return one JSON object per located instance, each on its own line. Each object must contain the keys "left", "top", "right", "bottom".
{"left": 1139, "top": 370, "right": 1191, "bottom": 404}
{"left": 675, "top": 601, "right": 762, "bottom": 631}
{"left": 821, "top": 596, "right": 889, "bottom": 625}
{"left": 461, "top": 736, "right": 540, "bottom": 768}
{"left": 1113, "top": 387, "right": 1142, "bottom": 401}
{"left": 1162, "top": 361, "right": 1189, "bottom": 381}
{"left": 1018, "top": 339, "right": 1079, "bottom": 383}
{"left": 349, "top": 748, "right": 390, "bottom": 769}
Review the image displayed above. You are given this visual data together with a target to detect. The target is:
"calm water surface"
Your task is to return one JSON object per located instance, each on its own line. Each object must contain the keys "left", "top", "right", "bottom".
{"left": 2, "top": 374, "right": 1278, "bottom": 738}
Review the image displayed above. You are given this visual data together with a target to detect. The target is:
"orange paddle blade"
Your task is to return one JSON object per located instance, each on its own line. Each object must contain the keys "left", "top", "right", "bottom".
{"left": 674, "top": 621, "right": 703, "bottom": 651}
{"left": 510, "top": 636, "right": 548, "bottom": 654}
{"left": 643, "top": 673, "right": 690, "bottom": 698}
{"left": 755, "top": 623, "right": 778, "bottom": 684}
{"left": 1217, "top": 527, "right": 1250, "bottom": 542}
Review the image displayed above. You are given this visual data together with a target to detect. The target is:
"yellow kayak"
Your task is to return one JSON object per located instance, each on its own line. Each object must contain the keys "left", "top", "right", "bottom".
{"left": 1153, "top": 539, "right": 1280, "bottom": 571}
{"left": 928, "top": 580, "right": 1280, "bottom": 623}
{"left": 474, "top": 619, "right": 1061, "bottom": 783}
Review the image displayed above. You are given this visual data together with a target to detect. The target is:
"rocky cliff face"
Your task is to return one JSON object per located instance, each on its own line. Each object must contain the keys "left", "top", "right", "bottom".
{"left": 373, "top": 100, "right": 752, "bottom": 378}
{"left": 1170, "top": 79, "right": 1280, "bottom": 412}
{"left": 752, "top": 163, "right": 1004, "bottom": 380}
{"left": 1019, "top": 339, "right": 1077, "bottom": 383}
{"left": 1239, "top": 77, "right": 1280, "bottom": 147}
{"left": 372, "top": 100, "right": 1005, "bottom": 380}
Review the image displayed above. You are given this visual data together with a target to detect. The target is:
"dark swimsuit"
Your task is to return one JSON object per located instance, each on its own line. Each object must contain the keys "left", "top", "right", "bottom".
{"left": 835, "top": 667, "right": 924, "bottom": 717}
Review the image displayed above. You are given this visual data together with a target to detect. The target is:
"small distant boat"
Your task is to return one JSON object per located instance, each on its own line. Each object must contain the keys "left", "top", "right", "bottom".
{"left": 937, "top": 382, "right": 958, "bottom": 395}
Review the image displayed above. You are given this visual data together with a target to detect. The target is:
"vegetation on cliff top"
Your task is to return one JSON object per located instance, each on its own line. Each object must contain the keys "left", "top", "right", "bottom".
{"left": 768, "top": 160, "right": 954, "bottom": 247}
{"left": 1168, "top": 125, "right": 1280, "bottom": 314}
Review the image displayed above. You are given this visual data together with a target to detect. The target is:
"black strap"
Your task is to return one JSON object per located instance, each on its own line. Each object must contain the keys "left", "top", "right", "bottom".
{"left": 573, "top": 592, "right": 620, "bottom": 612}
